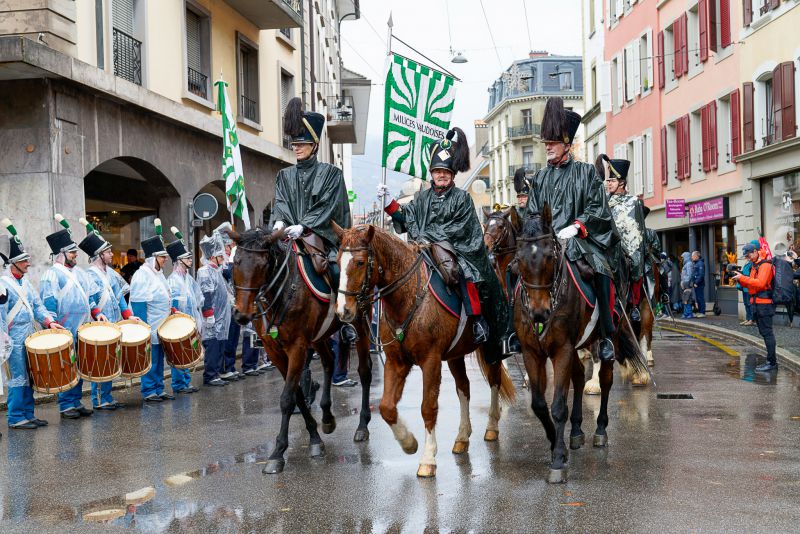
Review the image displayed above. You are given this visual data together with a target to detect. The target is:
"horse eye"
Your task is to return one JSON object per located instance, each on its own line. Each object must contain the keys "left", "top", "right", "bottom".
{"left": 355, "top": 260, "right": 365, "bottom": 267}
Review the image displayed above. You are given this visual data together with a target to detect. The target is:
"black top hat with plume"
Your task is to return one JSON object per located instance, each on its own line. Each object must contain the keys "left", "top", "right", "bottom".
{"left": 428, "top": 127, "right": 470, "bottom": 176}
{"left": 283, "top": 97, "right": 325, "bottom": 144}
{"left": 46, "top": 214, "right": 79, "bottom": 256}
{"left": 141, "top": 218, "right": 168, "bottom": 259}
{"left": 540, "top": 97, "right": 582, "bottom": 144}
{"left": 77, "top": 217, "right": 112, "bottom": 258}
{"left": 513, "top": 168, "right": 531, "bottom": 196}
{"left": 1, "top": 218, "right": 30, "bottom": 264}
{"left": 166, "top": 226, "right": 191, "bottom": 262}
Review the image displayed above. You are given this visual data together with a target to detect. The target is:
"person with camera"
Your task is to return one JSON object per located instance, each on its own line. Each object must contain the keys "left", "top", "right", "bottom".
{"left": 731, "top": 243, "right": 778, "bottom": 372}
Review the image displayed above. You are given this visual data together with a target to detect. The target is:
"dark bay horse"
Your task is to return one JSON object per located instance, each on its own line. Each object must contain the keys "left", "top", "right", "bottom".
{"left": 229, "top": 227, "right": 373, "bottom": 474}
{"left": 514, "top": 205, "right": 649, "bottom": 483}
{"left": 482, "top": 206, "right": 520, "bottom": 299}
{"left": 334, "top": 224, "right": 515, "bottom": 478}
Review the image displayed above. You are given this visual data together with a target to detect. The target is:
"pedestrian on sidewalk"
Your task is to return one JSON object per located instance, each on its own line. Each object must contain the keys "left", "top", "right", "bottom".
{"left": 692, "top": 251, "right": 706, "bottom": 317}
{"left": 680, "top": 251, "right": 694, "bottom": 319}
{"left": 732, "top": 243, "right": 778, "bottom": 372}
{"left": 330, "top": 332, "right": 357, "bottom": 387}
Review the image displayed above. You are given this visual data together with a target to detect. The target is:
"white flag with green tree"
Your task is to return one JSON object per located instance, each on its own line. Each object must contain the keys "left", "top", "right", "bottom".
{"left": 216, "top": 78, "right": 251, "bottom": 229}
{"left": 382, "top": 54, "right": 456, "bottom": 179}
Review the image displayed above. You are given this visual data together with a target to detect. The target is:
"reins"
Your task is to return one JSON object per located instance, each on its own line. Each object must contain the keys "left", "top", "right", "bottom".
{"left": 234, "top": 242, "right": 296, "bottom": 336}
{"left": 516, "top": 229, "right": 567, "bottom": 337}
{"left": 484, "top": 214, "right": 518, "bottom": 257}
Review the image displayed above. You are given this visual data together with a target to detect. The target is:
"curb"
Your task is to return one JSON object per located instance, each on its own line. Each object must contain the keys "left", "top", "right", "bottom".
{"left": 661, "top": 318, "right": 800, "bottom": 372}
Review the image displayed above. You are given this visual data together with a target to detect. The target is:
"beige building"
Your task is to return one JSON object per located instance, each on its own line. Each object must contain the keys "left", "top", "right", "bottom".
{"left": 0, "top": 0, "right": 368, "bottom": 280}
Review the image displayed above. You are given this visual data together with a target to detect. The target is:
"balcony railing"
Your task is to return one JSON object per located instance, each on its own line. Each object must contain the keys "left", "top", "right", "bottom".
{"left": 508, "top": 163, "right": 542, "bottom": 177}
{"left": 326, "top": 96, "right": 355, "bottom": 122}
{"left": 240, "top": 94, "right": 259, "bottom": 123}
{"left": 507, "top": 123, "right": 541, "bottom": 139}
{"left": 113, "top": 28, "right": 142, "bottom": 85}
{"left": 479, "top": 144, "right": 490, "bottom": 157}
{"left": 763, "top": 119, "right": 775, "bottom": 147}
{"left": 283, "top": 0, "right": 302, "bottom": 16}
{"left": 187, "top": 67, "right": 208, "bottom": 99}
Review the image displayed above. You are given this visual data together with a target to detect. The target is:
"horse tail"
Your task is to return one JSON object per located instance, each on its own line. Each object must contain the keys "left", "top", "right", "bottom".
{"left": 476, "top": 347, "right": 517, "bottom": 405}
{"left": 616, "top": 320, "right": 652, "bottom": 385}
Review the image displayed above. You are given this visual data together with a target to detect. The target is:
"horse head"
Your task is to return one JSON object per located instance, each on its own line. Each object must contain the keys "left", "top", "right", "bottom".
{"left": 333, "top": 222, "right": 376, "bottom": 324}
{"left": 229, "top": 226, "right": 285, "bottom": 325}
{"left": 483, "top": 206, "right": 519, "bottom": 256}
{"left": 516, "top": 203, "right": 559, "bottom": 324}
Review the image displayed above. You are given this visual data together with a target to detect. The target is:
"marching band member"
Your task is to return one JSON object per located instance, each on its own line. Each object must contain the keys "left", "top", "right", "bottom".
{"left": 40, "top": 214, "right": 105, "bottom": 420}
{"left": 77, "top": 217, "right": 134, "bottom": 410}
{"left": 129, "top": 219, "right": 174, "bottom": 403}
{"left": 197, "top": 232, "right": 231, "bottom": 387}
{"left": 165, "top": 226, "right": 201, "bottom": 394}
{"left": 1, "top": 220, "right": 63, "bottom": 430}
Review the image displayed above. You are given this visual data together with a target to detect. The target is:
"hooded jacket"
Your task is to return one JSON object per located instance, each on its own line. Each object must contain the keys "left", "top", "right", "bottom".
{"left": 680, "top": 252, "right": 694, "bottom": 289}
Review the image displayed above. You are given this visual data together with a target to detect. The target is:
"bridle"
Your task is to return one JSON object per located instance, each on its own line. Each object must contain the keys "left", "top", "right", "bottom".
{"left": 484, "top": 214, "right": 517, "bottom": 258}
{"left": 516, "top": 227, "right": 567, "bottom": 334}
{"left": 233, "top": 243, "right": 294, "bottom": 326}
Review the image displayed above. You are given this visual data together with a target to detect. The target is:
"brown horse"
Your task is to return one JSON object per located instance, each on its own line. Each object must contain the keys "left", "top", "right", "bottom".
{"left": 515, "top": 205, "right": 649, "bottom": 483}
{"left": 482, "top": 206, "right": 520, "bottom": 299}
{"left": 334, "top": 224, "right": 515, "bottom": 478}
{"left": 229, "top": 227, "right": 373, "bottom": 475}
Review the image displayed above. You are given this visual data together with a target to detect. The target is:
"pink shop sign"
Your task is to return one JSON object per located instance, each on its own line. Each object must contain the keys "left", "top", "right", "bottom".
{"left": 688, "top": 196, "right": 729, "bottom": 224}
{"left": 665, "top": 199, "right": 685, "bottom": 218}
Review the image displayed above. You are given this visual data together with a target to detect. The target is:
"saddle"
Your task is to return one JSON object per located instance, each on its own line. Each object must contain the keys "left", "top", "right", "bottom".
{"left": 429, "top": 241, "right": 460, "bottom": 287}
{"left": 300, "top": 232, "right": 329, "bottom": 275}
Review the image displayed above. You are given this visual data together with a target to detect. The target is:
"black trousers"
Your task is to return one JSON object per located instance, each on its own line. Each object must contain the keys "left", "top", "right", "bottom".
{"left": 753, "top": 303, "right": 777, "bottom": 365}
{"left": 594, "top": 273, "right": 615, "bottom": 337}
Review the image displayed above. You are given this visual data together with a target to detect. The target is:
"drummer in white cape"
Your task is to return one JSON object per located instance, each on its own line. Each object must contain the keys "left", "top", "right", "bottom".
{"left": 165, "top": 226, "right": 202, "bottom": 394}
{"left": 197, "top": 232, "right": 231, "bottom": 387}
{"left": 0, "top": 220, "right": 65, "bottom": 430}
{"left": 129, "top": 219, "right": 176, "bottom": 403}
{"left": 40, "top": 215, "right": 107, "bottom": 420}
{"left": 77, "top": 217, "right": 137, "bottom": 410}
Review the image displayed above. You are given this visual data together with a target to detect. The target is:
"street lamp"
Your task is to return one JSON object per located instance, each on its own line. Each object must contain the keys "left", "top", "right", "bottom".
{"left": 450, "top": 47, "right": 468, "bottom": 64}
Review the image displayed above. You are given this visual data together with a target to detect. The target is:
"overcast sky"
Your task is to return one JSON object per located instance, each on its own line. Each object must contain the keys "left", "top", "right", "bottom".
{"left": 338, "top": 0, "right": 581, "bottom": 214}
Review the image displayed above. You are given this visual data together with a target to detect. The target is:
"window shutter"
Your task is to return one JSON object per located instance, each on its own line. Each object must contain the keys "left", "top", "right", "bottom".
{"left": 681, "top": 14, "right": 690, "bottom": 75}
{"left": 730, "top": 88, "right": 741, "bottom": 159}
{"left": 720, "top": 0, "right": 731, "bottom": 48}
{"left": 701, "top": 104, "right": 710, "bottom": 172}
{"left": 186, "top": 10, "right": 202, "bottom": 72}
{"left": 633, "top": 136, "right": 644, "bottom": 196}
{"left": 645, "top": 133, "right": 654, "bottom": 195}
{"left": 661, "top": 126, "right": 668, "bottom": 185}
{"left": 699, "top": 0, "right": 708, "bottom": 62}
{"left": 781, "top": 61, "right": 796, "bottom": 141}
{"left": 743, "top": 0, "right": 752, "bottom": 27}
{"left": 615, "top": 0, "right": 624, "bottom": 21}
{"left": 709, "top": 100, "right": 718, "bottom": 170}
{"left": 616, "top": 54, "right": 624, "bottom": 109}
{"left": 769, "top": 0, "right": 780, "bottom": 10}
{"left": 113, "top": 0, "right": 135, "bottom": 35}
{"left": 683, "top": 115, "right": 692, "bottom": 179}
{"left": 646, "top": 29, "right": 654, "bottom": 89}
{"left": 708, "top": 0, "right": 718, "bottom": 52}
{"left": 633, "top": 41, "right": 641, "bottom": 96}
{"left": 676, "top": 120, "right": 684, "bottom": 179}
{"left": 657, "top": 31, "right": 665, "bottom": 89}
{"left": 625, "top": 44, "right": 634, "bottom": 101}
{"left": 599, "top": 61, "right": 612, "bottom": 112}
{"left": 742, "top": 82, "right": 755, "bottom": 152}
{"left": 674, "top": 21, "right": 682, "bottom": 79}
{"left": 773, "top": 64, "right": 783, "bottom": 143}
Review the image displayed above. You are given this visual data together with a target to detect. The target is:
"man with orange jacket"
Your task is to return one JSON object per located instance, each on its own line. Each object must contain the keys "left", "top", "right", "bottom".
{"left": 732, "top": 243, "right": 777, "bottom": 372}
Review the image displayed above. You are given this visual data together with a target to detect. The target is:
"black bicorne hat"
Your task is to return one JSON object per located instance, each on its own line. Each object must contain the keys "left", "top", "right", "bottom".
{"left": 428, "top": 127, "right": 470, "bottom": 175}
{"left": 513, "top": 168, "right": 530, "bottom": 195}
{"left": 597, "top": 154, "right": 631, "bottom": 181}
{"left": 541, "top": 97, "right": 582, "bottom": 144}
{"left": 46, "top": 214, "right": 78, "bottom": 255}
{"left": 283, "top": 97, "right": 325, "bottom": 144}
{"left": 1, "top": 218, "right": 30, "bottom": 264}
{"left": 77, "top": 217, "right": 112, "bottom": 258}
{"left": 141, "top": 218, "right": 168, "bottom": 259}
{"left": 166, "top": 226, "right": 191, "bottom": 262}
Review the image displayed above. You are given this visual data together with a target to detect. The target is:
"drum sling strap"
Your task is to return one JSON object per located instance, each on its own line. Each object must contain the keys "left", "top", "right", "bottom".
{"left": 54, "top": 263, "right": 91, "bottom": 311}
{"left": 3, "top": 276, "right": 38, "bottom": 328}
{"left": 90, "top": 266, "right": 114, "bottom": 313}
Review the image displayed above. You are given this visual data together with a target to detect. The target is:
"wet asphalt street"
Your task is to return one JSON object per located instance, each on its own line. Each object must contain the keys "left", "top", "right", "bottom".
{"left": 1, "top": 328, "right": 800, "bottom": 533}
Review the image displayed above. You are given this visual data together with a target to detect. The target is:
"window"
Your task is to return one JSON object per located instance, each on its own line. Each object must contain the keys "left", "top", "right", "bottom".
{"left": 675, "top": 115, "right": 691, "bottom": 180}
{"left": 185, "top": 4, "right": 211, "bottom": 100}
{"left": 764, "top": 77, "right": 774, "bottom": 146}
{"left": 743, "top": 82, "right": 755, "bottom": 152}
{"left": 730, "top": 89, "right": 741, "bottom": 160}
{"left": 590, "top": 64, "right": 598, "bottom": 106}
{"left": 698, "top": 0, "right": 709, "bottom": 62}
{"left": 612, "top": 54, "right": 623, "bottom": 112}
{"left": 643, "top": 130, "right": 654, "bottom": 197}
{"left": 708, "top": 0, "right": 731, "bottom": 49}
{"left": 280, "top": 70, "right": 295, "bottom": 147}
{"left": 589, "top": 0, "right": 596, "bottom": 34}
{"left": 609, "top": 0, "right": 623, "bottom": 24}
{"left": 666, "top": 122, "right": 679, "bottom": 186}
{"left": 112, "top": 0, "right": 142, "bottom": 85}
{"left": 237, "top": 34, "right": 259, "bottom": 124}
{"left": 716, "top": 95, "right": 733, "bottom": 168}
{"left": 560, "top": 70, "right": 574, "bottom": 91}
{"left": 632, "top": 136, "right": 644, "bottom": 196}
{"left": 521, "top": 109, "right": 532, "bottom": 129}
{"left": 690, "top": 109, "right": 702, "bottom": 179}
{"left": 663, "top": 26, "right": 676, "bottom": 89}
{"left": 700, "top": 101, "right": 718, "bottom": 172}
{"left": 522, "top": 146, "right": 534, "bottom": 168}
{"left": 672, "top": 14, "right": 688, "bottom": 80}
{"left": 687, "top": 6, "right": 702, "bottom": 74}
{"left": 279, "top": 28, "right": 292, "bottom": 39}
{"left": 624, "top": 43, "right": 637, "bottom": 102}
{"left": 771, "top": 62, "right": 798, "bottom": 143}
{"left": 639, "top": 30, "right": 653, "bottom": 93}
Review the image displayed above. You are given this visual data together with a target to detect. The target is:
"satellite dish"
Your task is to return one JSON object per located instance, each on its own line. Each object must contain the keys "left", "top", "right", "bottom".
{"left": 471, "top": 180, "right": 487, "bottom": 195}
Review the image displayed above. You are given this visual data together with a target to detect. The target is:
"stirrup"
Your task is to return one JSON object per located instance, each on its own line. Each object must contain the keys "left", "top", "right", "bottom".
{"left": 502, "top": 333, "right": 521, "bottom": 356}
{"left": 473, "top": 317, "right": 489, "bottom": 344}
{"left": 340, "top": 324, "right": 358, "bottom": 343}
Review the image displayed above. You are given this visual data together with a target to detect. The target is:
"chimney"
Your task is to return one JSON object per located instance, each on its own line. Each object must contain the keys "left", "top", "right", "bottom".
{"left": 529, "top": 50, "right": 549, "bottom": 59}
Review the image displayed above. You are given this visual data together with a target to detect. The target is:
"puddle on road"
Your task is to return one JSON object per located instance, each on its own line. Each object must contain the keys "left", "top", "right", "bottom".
{"left": 723, "top": 353, "right": 779, "bottom": 385}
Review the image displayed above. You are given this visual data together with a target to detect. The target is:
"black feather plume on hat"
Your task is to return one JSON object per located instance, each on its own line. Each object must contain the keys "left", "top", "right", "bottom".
{"left": 513, "top": 168, "right": 529, "bottom": 194}
{"left": 595, "top": 154, "right": 608, "bottom": 180}
{"left": 449, "top": 127, "right": 471, "bottom": 173}
{"left": 282, "top": 97, "right": 305, "bottom": 138}
{"left": 541, "top": 97, "right": 570, "bottom": 143}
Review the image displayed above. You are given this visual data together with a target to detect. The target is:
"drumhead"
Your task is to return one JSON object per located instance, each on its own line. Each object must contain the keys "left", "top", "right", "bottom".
{"left": 79, "top": 323, "right": 121, "bottom": 343}
{"left": 158, "top": 315, "right": 196, "bottom": 341}
{"left": 26, "top": 331, "right": 73, "bottom": 351}
{"left": 120, "top": 322, "right": 151, "bottom": 343}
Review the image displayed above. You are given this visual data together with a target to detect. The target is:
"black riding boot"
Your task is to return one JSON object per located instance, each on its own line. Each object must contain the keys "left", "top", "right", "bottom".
{"left": 502, "top": 302, "right": 521, "bottom": 355}
{"left": 595, "top": 274, "right": 616, "bottom": 362}
{"left": 340, "top": 324, "right": 358, "bottom": 343}
{"left": 473, "top": 316, "right": 490, "bottom": 344}
{"left": 298, "top": 350, "right": 319, "bottom": 411}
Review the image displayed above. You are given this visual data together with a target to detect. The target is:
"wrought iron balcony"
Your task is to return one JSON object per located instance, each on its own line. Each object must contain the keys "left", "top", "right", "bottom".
{"left": 326, "top": 96, "right": 356, "bottom": 144}
{"left": 187, "top": 67, "right": 208, "bottom": 99}
{"left": 508, "top": 163, "right": 542, "bottom": 177}
{"left": 507, "top": 123, "right": 541, "bottom": 139}
{"left": 113, "top": 28, "right": 142, "bottom": 86}
{"left": 240, "top": 94, "right": 259, "bottom": 123}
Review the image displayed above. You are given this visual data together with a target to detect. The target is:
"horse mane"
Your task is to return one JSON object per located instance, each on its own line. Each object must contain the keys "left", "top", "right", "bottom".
{"left": 521, "top": 212, "right": 545, "bottom": 238}
{"left": 238, "top": 227, "right": 272, "bottom": 249}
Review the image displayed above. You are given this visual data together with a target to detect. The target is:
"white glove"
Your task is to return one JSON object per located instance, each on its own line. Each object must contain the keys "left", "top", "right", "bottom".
{"left": 273, "top": 220, "right": 286, "bottom": 231}
{"left": 204, "top": 315, "right": 215, "bottom": 328}
{"left": 556, "top": 224, "right": 580, "bottom": 240}
{"left": 377, "top": 184, "right": 393, "bottom": 208}
{"left": 285, "top": 224, "right": 304, "bottom": 239}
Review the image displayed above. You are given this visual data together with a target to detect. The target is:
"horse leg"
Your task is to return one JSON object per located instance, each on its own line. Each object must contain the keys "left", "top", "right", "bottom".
{"left": 484, "top": 362, "right": 502, "bottom": 442}
{"left": 294, "top": 381, "right": 326, "bottom": 458}
{"left": 569, "top": 351, "right": 586, "bottom": 450}
{"left": 446, "top": 357, "right": 471, "bottom": 454}
{"left": 353, "top": 323, "right": 373, "bottom": 442}
{"left": 547, "top": 348, "right": 573, "bottom": 484}
{"left": 378, "top": 354, "right": 417, "bottom": 455}
{"left": 263, "top": 345, "right": 306, "bottom": 475}
{"left": 584, "top": 349, "right": 601, "bottom": 395}
{"left": 633, "top": 309, "right": 653, "bottom": 385}
{"left": 417, "top": 357, "right": 443, "bottom": 478}
{"left": 593, "top": 359, "right": 615, "bottom": 447}
{"left": 313, "top": 339, "right": 336, "bottom": 434}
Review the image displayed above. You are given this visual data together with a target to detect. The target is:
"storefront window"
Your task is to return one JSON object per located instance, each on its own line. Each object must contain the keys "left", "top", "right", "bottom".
{"left": 762, "top": 173, "right": 800, "bottom": 254}
{"left": 716, "top": 223, "right": 738, "bottom": 285}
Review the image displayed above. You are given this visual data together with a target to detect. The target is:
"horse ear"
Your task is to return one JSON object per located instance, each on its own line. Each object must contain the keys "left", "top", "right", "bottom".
{"left": 366, "top": 224, "right": 375, "bottom": 242}
{"left": 331, "top": 219, "right": 344, "bottom": 240}
{"left": 268, "top": 228, "right": 285, "bottom": 243}
{"left": 542, "top": 203, "right": 553, "bottom": 229}
{"left": 504, "top": 206, "right": 519, "bottom": 227}
{"left": 227, "top": 228, "right": 241, "bottom": 244}
{"left": 501, "top": 206, "right": 514, "bottom": 219}
{"left": 482, "top": 206, "right": 492, "bottom": 219}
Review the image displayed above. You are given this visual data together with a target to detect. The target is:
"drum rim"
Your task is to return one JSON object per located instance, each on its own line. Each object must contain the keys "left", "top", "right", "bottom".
{"left": 77, "top": 321, "right": 122, "bottom": 345}
{"left": 117, "top": 319, "right": 152, "bottom": 346}
{"left": 24, "top": 329, "right": 73, "bottom": 353}
{"left": 157, "top": 312, "right": 198, "bottom": 343}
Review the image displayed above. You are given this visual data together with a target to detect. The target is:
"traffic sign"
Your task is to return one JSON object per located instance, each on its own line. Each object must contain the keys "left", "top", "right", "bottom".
{"left": 193, "top": 193, "right": 219, "bottom": 220}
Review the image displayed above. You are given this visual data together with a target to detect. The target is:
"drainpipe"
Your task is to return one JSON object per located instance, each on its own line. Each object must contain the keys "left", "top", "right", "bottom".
{"left": 308, "top": 0, "right": 315, "bottom": 111}
{"left": 300, "top": 1, "right": 306, "bottom": 107}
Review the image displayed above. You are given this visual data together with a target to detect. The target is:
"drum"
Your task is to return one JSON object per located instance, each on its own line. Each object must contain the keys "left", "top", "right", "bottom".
{"left": 77, "top": 322, "right": 122, "bottom": 383}
{"left": 118, "top": 319, "right": 152, "bottom": 379}
{"left": 25, "top": 329, "right": 79, "bottom": 394}
{"left": 158, "top": 312, "right": 203, "bottom": 369}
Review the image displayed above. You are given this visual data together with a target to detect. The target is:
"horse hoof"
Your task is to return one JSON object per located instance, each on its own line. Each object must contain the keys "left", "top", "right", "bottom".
{"left": 647, "top": 359, "right": 655, "bottom": 367}
{"left": 321, "top": 420, "right": 336, "bottom": 434}
{"left": 401, "top": 435, "right": 418, "bottom": 455}
{"left": 547, "top": 468, "right": 567, "bottom": 484}
{"left": 452, "top": 441, "right": 469, "bottom": 454}
{"left": 593, "top": 434, "right": 608, "bottom": 448}
{"left": 309, "top": 442, "right": 326, "bottom": 458}
{"left": 584, "top": 383, "right": 601, "bottom": 395}
{"left": 262, "top": 459, "right": 285, "bottom": 475}
{"left": 417, "top": 464, "right": 437, "bottom": 478}
{"left": 353, "top": 428, "right": 370, "bottom": 442}
{"left": 569, "top": 434, "right": 585, "bottom": 450}
{"left": 483, "top": 429, "right": 499, "bottom": 442}
{"left": 632, "top": 378, "right": 649, "bottom": 387}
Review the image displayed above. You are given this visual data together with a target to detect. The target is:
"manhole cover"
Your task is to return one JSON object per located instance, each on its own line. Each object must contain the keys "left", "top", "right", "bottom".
{"left": 657, "top": 393, "right": 694, "bottom": 399}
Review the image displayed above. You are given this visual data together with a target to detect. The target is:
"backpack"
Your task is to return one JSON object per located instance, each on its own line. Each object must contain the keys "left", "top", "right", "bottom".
{"left": 771, "top": 258, "right": 795, "bottom": 305}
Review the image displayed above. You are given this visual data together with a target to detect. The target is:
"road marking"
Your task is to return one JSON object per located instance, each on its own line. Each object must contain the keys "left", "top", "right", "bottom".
{"left": 659, "top": 326, "right": 739, "bottom": 357}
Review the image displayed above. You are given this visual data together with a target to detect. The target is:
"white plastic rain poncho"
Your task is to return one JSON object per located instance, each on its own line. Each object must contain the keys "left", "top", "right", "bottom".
{"left": 129, "top": 257, "right": 171, "bottom": 345}
{"left": 85, "top": 264, "right": 131, "bottom": 322}
{"left": 168, "top": 267, "right": 205, "bottom": 336}
{"left": 39, "top": 260, "right": 100, "bottom": 336}
{"left": 1, "top": 267, "right": 54, "bottom": 389}
{"left": 197, "top": 233, "right": 231, "bottom": 341}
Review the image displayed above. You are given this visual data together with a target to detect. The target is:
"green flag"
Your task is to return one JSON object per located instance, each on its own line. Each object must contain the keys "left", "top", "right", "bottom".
{"left": 382, "top": 54, "right": 456, "bottom": 180}
{"left": 216, "top": 78, "right": 251, "bottom": 230}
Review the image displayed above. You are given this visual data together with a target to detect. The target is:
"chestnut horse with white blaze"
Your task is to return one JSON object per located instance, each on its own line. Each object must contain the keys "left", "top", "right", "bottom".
{"left": 482, "top": 206, "right": 520, "bottom": 299}
{"left": 334, "top": 223, "right": 515, "bottom": 478}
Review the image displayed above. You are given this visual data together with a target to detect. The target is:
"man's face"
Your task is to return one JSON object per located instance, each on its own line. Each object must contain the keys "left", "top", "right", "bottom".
{"left": 127, "top": 253, "right": 138, "bottom": 263}
{"left": 431, "top": 168, "right": 455, "bottom": 190}
{"left": 691, "top": 252, "right": 699, "bottom": 261}
{"left": 292, "top": 142, "right": 315, "bottom": 161}
{"left": 182, "top": 257, "right": 194, "bottom": 269}
{"left": 604, "top": 177, "right": 621, "bottom": 195}
{"left": 155, "top": 255, "right": 167, "bottom": 270}
{"left": 544, "top": 141, "right": 569, "bottom": 164}
{"left": 100, "top": 249, "right": 113, "bottom": 266}
{"left": 64, "top": 250, "right": 78, "bottom": 267}
{"left": 12, "top": 259, "right": 30, "bottom": 275}
{"left": 517, "top": 194, "right": 528, "bottom": 207}
{"left": 747, "top": 250, "right": 759, "bottom": 262}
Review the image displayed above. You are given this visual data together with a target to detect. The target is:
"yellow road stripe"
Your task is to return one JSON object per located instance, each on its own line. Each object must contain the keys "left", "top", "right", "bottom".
{"left": 659, "top": 326, "right": 740, "bottom": 357}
